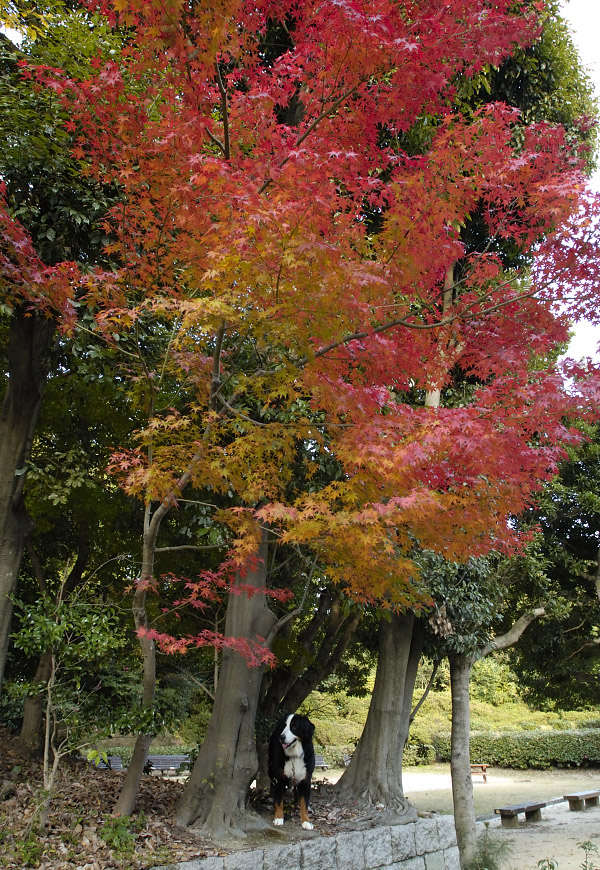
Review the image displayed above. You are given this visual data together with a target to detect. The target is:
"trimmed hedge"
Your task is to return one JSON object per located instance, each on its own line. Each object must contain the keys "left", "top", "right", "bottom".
{"left": 433, "top": 728, "right": 600, "bottom": 769}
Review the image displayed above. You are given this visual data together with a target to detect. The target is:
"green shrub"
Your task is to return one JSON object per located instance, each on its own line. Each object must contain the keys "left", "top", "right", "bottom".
{"left": 403, "top": 738, "right": 436, "bottom": 766}
{"left": 433, "top": 729, "right": 600, "bottom": 768}
{"left": 176, "top": 698, "right": 212, "bottom": 745}
{"left": 470, "top": 656, "right": 520, "bottom": 706}
{"left": 409, "top": 688, "right": 598, "bottom": 745}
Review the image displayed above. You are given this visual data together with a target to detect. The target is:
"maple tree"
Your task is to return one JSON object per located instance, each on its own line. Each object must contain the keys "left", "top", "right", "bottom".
{"left": 333, "top": 5, "right": 600, "bottom": 849}
{"left": 16, "top": 0, "right": 600, "bottom": 838}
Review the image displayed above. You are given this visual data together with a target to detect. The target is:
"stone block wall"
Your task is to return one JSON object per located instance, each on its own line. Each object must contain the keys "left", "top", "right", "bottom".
{"left": 153, "top": 816, "right": 459, "bottom": 870}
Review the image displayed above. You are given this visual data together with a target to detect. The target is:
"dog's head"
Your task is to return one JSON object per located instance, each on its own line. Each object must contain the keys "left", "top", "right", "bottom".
{"left": 279, "top": 714, "right": 315, "bottom": 751}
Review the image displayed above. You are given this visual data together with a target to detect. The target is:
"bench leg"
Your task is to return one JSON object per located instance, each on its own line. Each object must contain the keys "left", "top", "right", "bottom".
{"left": 585, "top": 797, "right": 599, "bottom": 809}
{"left": 525, "top": 809, "right": 542, "bottom": 822}
{"left": 568, "top": 799, "right": 585, "bottom": 811}
{"left": 500, "top": 815, "right": 519, "bottom": 829}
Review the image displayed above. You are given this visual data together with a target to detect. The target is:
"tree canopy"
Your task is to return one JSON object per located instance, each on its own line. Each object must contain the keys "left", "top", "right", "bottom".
{"left": 1, "top": 0, "right": 600, "bottom": 846}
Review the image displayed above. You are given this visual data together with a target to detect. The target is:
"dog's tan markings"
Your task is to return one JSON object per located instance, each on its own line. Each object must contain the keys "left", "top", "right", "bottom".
{"left": 274, "top": 800, "right": 284, "bottom": 824}
{"left": 299, "top": 795, "right": 309, "bottom": 824}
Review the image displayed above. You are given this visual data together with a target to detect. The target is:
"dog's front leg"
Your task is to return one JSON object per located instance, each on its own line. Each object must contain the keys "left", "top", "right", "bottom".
{"left": 273, "top": 800, "right": 284, "bottom": 826}
{"left": 299, "top": 795, "right": 313, "bottom": 830}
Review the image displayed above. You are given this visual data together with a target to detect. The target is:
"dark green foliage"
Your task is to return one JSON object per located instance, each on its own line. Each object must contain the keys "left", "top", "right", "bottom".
{"left": 403, "top": 737, "right": 436, "bottom": 767}
{"left": 416, "top": 551, "right": 502, "bottom": 659}
{"left": 509, "top": 423, "right": 600, "bottom": 708}
{"left": 0, "top": 14, "right": 118, "bottom": 266}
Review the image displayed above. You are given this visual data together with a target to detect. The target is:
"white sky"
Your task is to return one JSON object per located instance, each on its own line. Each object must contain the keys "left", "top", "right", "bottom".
{"left": 559, "top": 0, "right": 600, "bottom": 360}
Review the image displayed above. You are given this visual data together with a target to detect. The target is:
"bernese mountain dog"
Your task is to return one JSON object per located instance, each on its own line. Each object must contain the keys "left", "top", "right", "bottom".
{"left": 268, "top": 713, "right": 316, "bottom": 830}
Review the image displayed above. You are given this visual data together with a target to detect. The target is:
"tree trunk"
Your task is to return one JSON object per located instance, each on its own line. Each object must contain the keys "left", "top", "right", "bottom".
{"left": 112, "top": 505, "right": 162, "bottom": 817}
{"left": 19, "top": 650, "right": 53, "bottom": 754}
{"left": 449, "top": 652, "right": 477, "bottom": 869}
{"left": 255, "top": 590, "right": 360, "bottom": 790}
{"left": 334, "top": 611, "right": 422, "bottom": 825}
{"left": 177, "top": 527, "right": 277, "bottom": 838}
{"left": 110, "top": 580, "right": 156, "bottom": 816}
{"left": 0, "top": 312, "right": 53, "bottom": 696}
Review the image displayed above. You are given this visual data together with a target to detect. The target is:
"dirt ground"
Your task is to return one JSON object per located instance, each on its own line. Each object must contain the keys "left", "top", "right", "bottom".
{"left": 396, "top": 764, "right": 600, "bottom": 870}
{"left": 2, "top": 728, "right": 599, "bottom": 870}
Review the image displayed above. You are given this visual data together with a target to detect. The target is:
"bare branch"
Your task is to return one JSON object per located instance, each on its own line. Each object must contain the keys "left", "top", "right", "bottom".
{"left": 215, "top": 63, "right": 230, "bottom": 162}
{"left": 410, "top": 659, "right": 440, "bottom": 723}
{"left": 265, "top": 556, "right": 317, "bottom": 647}
{"left": 154, "top": 544, "right": 226, "bottom": 553}
{"left": 479, "top": 607, "right": 546, "bottom": 659}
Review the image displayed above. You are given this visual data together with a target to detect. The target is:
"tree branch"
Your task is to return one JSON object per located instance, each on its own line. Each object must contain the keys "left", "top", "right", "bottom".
{"left": 265, "top": 557, "right": 317, "bottom": 647}
{"left": 479, "top": 607, "right": 546, "bottom": 659}
{"left": 410, "top": 659, "right": 440, "bottom": 723}
{"left": 257, "top": 80, "right": 366, "bottom": 196}
{"left": 215, "top": 63, "right": 230, "bottom": 162}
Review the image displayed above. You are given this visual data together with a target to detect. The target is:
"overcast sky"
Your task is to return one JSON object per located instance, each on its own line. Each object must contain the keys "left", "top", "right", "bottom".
{"left": 559, "top": 0, "right": 600, "bottom": 360}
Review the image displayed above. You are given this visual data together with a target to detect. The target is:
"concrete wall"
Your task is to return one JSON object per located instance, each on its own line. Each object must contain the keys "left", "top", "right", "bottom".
{"left": 153, "top": 816, "right": 460, "bottom": 870}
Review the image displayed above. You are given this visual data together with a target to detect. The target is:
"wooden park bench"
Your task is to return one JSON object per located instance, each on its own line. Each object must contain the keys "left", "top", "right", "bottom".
{"left": 92, "top": 755, "right": 125, "bottom": 771}
{"left": 564, "top": 789, "right": 600, "bottom": 811}
{"left": 146, "top": 754, "right": 191, "bottom": 775}
{"left": 314, "top": 754, "right": 330, "bottom": 770}
{"left": 494, "top": 800, "right": 547, "bottom": 829}
{"left": 470, "top": 763, "right": 488, "bottom": 782}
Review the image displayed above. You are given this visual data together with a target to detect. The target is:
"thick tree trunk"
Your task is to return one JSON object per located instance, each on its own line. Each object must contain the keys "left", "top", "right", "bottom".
{"left": 0, "top": 312, "right": 53, "bottom": 696}
{"left": 256, "top": 591, "right": 360, "bottom": 790}
{"left": 449, "top": 652, "right": 477, "bottom": 869}
{"left": 19, "top": 650, "right": 53, "bottom": 753}
{"left": 334, "top": 611, "right": 422, "bottom": 825}
{"left": 177, "top": 528, "right": 277, "bottom": 838}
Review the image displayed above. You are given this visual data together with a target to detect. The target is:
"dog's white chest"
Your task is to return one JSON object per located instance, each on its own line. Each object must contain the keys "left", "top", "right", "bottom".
{"left": 284, "top": 756, "right": 307, "bottom": 783}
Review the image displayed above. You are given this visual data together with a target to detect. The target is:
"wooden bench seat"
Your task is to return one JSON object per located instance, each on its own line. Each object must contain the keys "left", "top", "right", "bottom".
{"left": 146, "top": 754, "right": 191, "bottom": 774}
{"left": 494, "top": 801, "right": 547, "bottom": 829}
{"left": 470, "top": 763, "right": 488, "bottom": 782}
{"left": 564, "top": 790, "right": 600, "bottom": 811}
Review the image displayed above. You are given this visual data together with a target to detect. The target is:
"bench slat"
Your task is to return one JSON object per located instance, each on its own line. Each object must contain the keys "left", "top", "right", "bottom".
{"left": 147, "top": 755, "right": 191, "bottom": 772}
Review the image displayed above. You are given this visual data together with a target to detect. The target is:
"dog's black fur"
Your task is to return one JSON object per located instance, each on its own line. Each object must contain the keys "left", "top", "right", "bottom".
{"left": 268, "top": 713, "right": 316, "bottom": 829}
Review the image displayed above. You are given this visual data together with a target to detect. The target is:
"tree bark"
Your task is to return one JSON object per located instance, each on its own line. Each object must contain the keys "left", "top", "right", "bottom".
{"left": 0, "top": 312, "right": 54, "bottom": 696}
{"left": 176, "top": 527, "right": 277, "bottom": 837}
{"left": 255, "top": 590, "right": 360, "bottom": 789}
{"left": 19, "top": 650, "right": 53, "bottom": 754}
{"left": 112, "top": 504, "right": 163, "bottom": 817}
{"left": 448, "top": 608, "right": 546, "bottom": 869}
{"left": 449, "top": 652, "right": 477, "bottom": 869}
{"left": 334, "top": 611, "right": 422, "bottom": 824}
